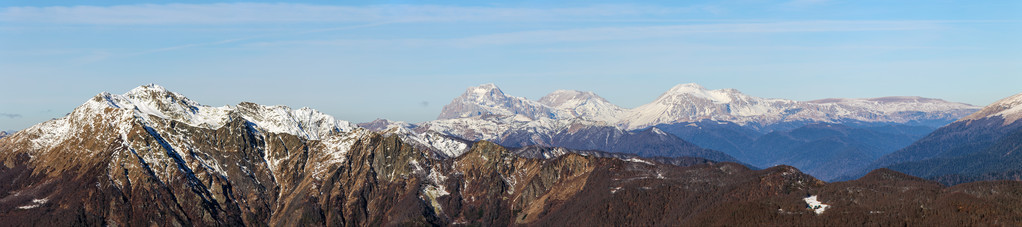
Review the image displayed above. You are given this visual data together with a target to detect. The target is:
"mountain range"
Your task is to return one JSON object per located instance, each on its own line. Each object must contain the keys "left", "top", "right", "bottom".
{"left": 382, "top": 83, "right": 979, "bottom": 180}
{"left": 438, "top": 83, "right": 977, "bottom": 130}
{"left": 1, "top": 84, "right": 1019, "bottom": 226}
{"left": 846, "top": 92, "right": 1022, "bottom": 185}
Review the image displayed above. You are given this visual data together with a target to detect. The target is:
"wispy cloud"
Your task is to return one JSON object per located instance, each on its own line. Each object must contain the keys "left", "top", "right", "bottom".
{"left": 0, "top": 3, "right": 701, "bottom": 25}
{"left": 0, "top": 113, "right": 22, "bottom": 118}
{"left": 118, "top": 22, "right": 392, "bottom": 59}
{"left": 781, "top": 0, "right": 831, "bottom": 9}
{"left": 252, "top": 20, "right": 947, "bottom": 47}
{"left": 456, "top": 20, "right": 944, "bottom": 46}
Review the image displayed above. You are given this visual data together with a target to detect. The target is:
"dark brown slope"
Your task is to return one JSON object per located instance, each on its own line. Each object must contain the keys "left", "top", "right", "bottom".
{"left": 814, "top": 169, "right": 1022, "bottom": 226}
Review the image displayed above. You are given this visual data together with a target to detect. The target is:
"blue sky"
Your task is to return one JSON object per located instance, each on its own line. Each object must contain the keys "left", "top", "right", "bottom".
{"left": 1, "top": 0, "right": 1020, "bottom": 130}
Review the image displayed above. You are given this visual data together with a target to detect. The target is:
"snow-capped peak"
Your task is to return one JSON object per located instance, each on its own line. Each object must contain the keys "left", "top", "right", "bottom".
{"left": 235, "top": 102, "right": 355, "bottom": 139}
{"left": 656, "top": 83, "right": 740, "bottom": 104}
{"left": 958, "top": 92, "right": 1022, "bottom": 125}
{"left": 89, "top": 84, "right": 231, "bottom": 129}
{"left": 666, "top": 83, "right": 707, "bottom": 93}
{"left": 538, "top": 90, "right": 606, "bottom": 108}
{"left": 437, "top": 83, "right": 560, "bottom": 120}
{"left": 471, "top": 83, "right": 500, "bottom": 93}
{"left": 465, "top": 83, "right": 507, "bottom": 103}
{"left": 78, "top": 84, "right": 352, "bottom": 140}
{"left": 126, "top": 83, "right": 169, "bottom": 96}
{"left": 539, "top": 89, "right": 624, "bottom": 122}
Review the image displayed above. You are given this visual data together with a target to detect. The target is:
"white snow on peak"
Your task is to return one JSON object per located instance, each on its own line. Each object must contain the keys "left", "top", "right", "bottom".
{"left": 438, "top": 84, "right": 630, "bottom": 124}
{"left": 539, "top": 90, "right": 604, "bottom": 108}
{"left": 466, "top": 83, "right": 508, "bottom": 103}
{"left": 958, "top": 92, "right": 1022, "bottom": 125}
{"left": 437, "top": 83, "right": 563, "bottom": 120}
{"left": 377, "top": 123, "right": 471, "bottom": 158}
{"left": 539, "top": 89, "right": 624, "bottom": 122}
{"left": 808, "top": 96, "right": 977, "bottom": 114}
{"left": 235, "top": 103, "right": 354, "bottom": 140}
{"left": 663, "top": 83, "right": 728, "bottom": 101}
{"left": 96, "top": 84, "right": 233, "bottom": 129}
{"left": 621, "top": 84, "right": 793, "bottom": 129}
{"left": 471, "top": 83, "right": 500, "bottom": 94}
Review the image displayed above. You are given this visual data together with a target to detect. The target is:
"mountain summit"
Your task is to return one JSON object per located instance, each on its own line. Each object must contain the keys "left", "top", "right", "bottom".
{"left": 16, "top": 84, "right": 355, "bottom": 153}
{"left": 437, "top": 83, "right": 559, "bottom": 120}
{"left": 860, "top": 91, "right": 1022, "bottom": 185}
{"left": 958, "top": 93, "right": 1022, "bottom": 124}
{"left": 622, "top": 83, "right": 796, "bottom": 129}
{"left": 538, "top": 90, "right": 624, "bottom": 122}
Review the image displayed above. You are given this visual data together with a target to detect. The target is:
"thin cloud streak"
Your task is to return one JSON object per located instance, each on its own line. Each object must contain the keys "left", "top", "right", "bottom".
{"left": 0, "top": 113, "right": 22, "bottom": 119}
{"left": 0, "top": 3, "right": 701, "bottom": 25}
{"left": 250, "top": 20, "right": 948, "bottom": 48}
{"left": 120, "top": 22, "right": 392, "bottom": 59}
{"left": 456, "top": 20, "right": 945, "bottom": 46}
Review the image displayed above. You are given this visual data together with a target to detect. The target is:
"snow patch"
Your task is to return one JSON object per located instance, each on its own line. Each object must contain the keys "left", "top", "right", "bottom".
{"left": 422, "top": 169, "right": 450, "bottom": 214}
{"left": 17, "top": 198, "right": 48, "bottom": 210}
{"left": 610, "top": 187, "right": 623, "bottom": 194}
{"left": 625, "top": 157, "right": 653, "bottom": 165}
{"left": 804, "top": 195, "right": 830, "bottom": 215}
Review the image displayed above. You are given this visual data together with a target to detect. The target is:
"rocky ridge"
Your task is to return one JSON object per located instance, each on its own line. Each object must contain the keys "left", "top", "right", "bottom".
{"left": 0, "top": 84, "right": 1018, "bottom": 226}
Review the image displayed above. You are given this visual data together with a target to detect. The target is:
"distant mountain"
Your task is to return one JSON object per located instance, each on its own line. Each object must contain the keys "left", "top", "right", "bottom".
{"left": 437, "top": 83, "right": 980, "bottom": 131}
{"left": 626, "top": 84, "right": 976, "bottom": 130}
{"left": 429, "top": 84, "right": 977, "bottom": 179}
{"left": 0, "top": 131, "right": 10, "bottom": 139}
{"left": 377, "top": 115, "right": 741, "bottom": 163}
{"left": 1, "top": 84, "right": 1018, "bottom": 226}
{"left": 437, "top": 83, "right": 562, "bottom": 120}
{"left": 537, "top": 89, "right": 625, "bottom": 123}
{"left": 860, "top": 92, "right": 1022, "bottom": 185}
{"left": 745, "top": 123, "right": 931, "bottom": 181}
{"left": 657, "top": 121, "right": 932, "bottom": 181}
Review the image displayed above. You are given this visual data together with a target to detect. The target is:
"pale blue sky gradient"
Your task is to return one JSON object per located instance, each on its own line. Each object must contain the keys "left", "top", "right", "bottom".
{"left": 1, "top": 0, "right": 1020, "bottom": 130}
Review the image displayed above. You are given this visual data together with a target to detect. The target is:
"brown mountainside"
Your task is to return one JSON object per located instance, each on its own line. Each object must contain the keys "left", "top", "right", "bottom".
{"left": 2, "top": 118, "right": 1021, "bottom": 225}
